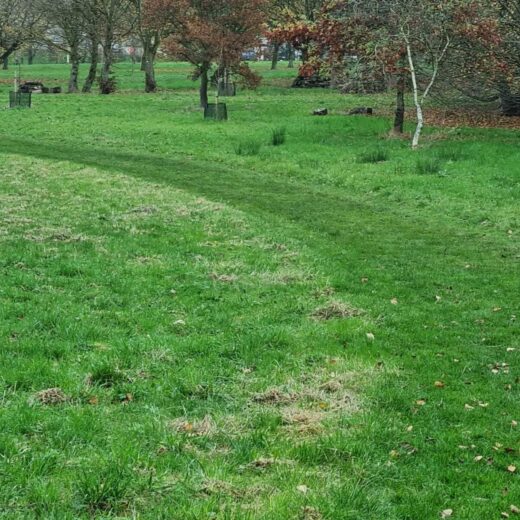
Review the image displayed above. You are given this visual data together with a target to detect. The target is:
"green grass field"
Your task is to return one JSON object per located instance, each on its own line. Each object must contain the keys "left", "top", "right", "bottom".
{"left": 0, "top": 62, "right": 519, "bottom": 519}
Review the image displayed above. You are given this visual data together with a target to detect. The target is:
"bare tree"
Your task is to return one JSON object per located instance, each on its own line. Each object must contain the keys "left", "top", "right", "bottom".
{"left": 42, "top": 0, "right": 86, "bottom": 92}
{"left": 0, "top": 0, "right": 45, "bottom": 69}
{"left": 91, "top": 0, "right": 136, "bottom": 94}
{"left": 131, "top": 0, "right": 168, "bottom": 92}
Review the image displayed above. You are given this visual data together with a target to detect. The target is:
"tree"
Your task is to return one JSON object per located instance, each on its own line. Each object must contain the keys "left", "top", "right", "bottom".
{"left": 90, "top": 0, "right": 136, "bottom": 94}
{"left": 298, "top": 0, "right": 497, "bottom": 147}
{"left": 150, "top": 0, "right": 266, "bottom": 107}
{"left": 42, "top": 0, "right": 86, "bottom": 92}
{"left": 81, "top": 4, "right": 102, "bottom": 94}
{"left": 130, "top": 0, "right": 171, "bottom": 92}
{"left": 0, "top": 0, "right": 45, "bottom": 69}
{"left": 447, "top": 0, "right": 520, "bottom": 116}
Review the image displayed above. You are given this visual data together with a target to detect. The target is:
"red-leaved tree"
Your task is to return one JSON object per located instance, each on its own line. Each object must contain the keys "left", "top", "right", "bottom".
{"left": 147, "top": 0, "right": 267, "bottom": 107}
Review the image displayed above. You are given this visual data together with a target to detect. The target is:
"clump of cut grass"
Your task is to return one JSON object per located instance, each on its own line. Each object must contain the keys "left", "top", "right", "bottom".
{"left": 416, "top": 157, "right": 444, "bottom": 175}
{"left": 234, "top": 139, "right": 262, "bottom": 156}
{"left": 30, "top": 387, "right": 68, "bottom": 406}
{"left": 357, "top": 148, "right": 389, "bottom": 164}
{"left": 271, "top": 126, "right": 287, "bottom": 146}
{"left": 311, "top": 300, "right": 363, "bottom": 321}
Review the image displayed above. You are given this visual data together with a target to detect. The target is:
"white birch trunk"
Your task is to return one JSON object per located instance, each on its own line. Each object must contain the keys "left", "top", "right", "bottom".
{"left": 406, "top": 42, "right": 423, "bottom": 149}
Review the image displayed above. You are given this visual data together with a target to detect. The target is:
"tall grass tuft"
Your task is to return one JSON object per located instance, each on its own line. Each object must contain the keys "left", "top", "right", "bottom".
{"left": 357, "top": 148, "right": 389, "bottom": 164}
{"left": 416, "top": 157, "right": 444, "bottom": 175}
{"left": 235, "top": 139, "right": 262, "bottom": 156}
{"left": 76, "top": 464, "right": 133, "bottom": 513}
{"left": 271, "top": 127, "right": 287, "bottom": 146}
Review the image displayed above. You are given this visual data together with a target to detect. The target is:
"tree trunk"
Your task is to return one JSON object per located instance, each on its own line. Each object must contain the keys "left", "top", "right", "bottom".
{"left": 406, "top": 43, "right": 423, "bottom": 149}
{"left": 140, "top": 38, "right": 149, "bottom": 71}
{"left": 144, "top": 51, "right": 157, "bottom": 93}
{"left": 68, "top": 44, "right": 81, "bottom": 93}
{"left": 141, "top": 33, "right": 160, "bottom": 93}
{"left": 2, "top": 56, "right": 8, "bottom": 70}
{"left": 28, "top": 47, "right": 35, "bottom": 65}
{"left": 100, "top": 41, "right": 114, "bottom": 94}
{"left": 83, "top": 38, "right": 99, "bottom": 93}
{"left": 393, "top": 72, "right": 406, "bottom": 134}
{"left": 288, "top": 45, "right": 295, "bottom": 68}
{"left": 498, "top": 80, "right": 520, "bottom": 116}
{"left": 271, "top": 43, "right": 280, "bottom": 70}
{"left": 200, "top": 64, "right": 209, "bottom": 108}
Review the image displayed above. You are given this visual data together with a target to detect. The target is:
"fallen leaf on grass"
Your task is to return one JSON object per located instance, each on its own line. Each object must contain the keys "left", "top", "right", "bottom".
{"left": 474, "top": 455, "right": 484, "bottom": 462}
{"left": 119, "top": 393, "right": 133, "bottom": 404}
{"left": 390, "top": 298, "right": 398, "bottom": 305}
{"left": 296, "top": 484, "right": 309, "bottom": 494}
{"left": 441, "top": 509, "right": 453, "bottom": 518}
{"left": 366, "top": 333, "right": 375, "bottom": 342}
{"left": 416, "top": 399, "right": 427, "bottom": 406}
{"left": 171, "top": 415, "right": 215, "bottom": 437}
{"left": 434, "top": 381, "right": 445, "bottom": 388}
{"left": 510, "top": 505, "right": 520, "bottom": 514}
{"left": 507, "top": 465, "right": 517, "bottom": 473}
{"left": 464, "top": 404, "right": 474, "bottom": 410}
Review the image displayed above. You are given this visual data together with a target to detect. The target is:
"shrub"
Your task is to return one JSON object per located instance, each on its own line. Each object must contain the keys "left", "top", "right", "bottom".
{"left": 235, "top": 139, "right": 262, "bottom": 156}
{"left": 357, "top": 148, "right": 389, "bottom": 164}
{"left": 271, "top": 127, "right": 286, "bottom": 146}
